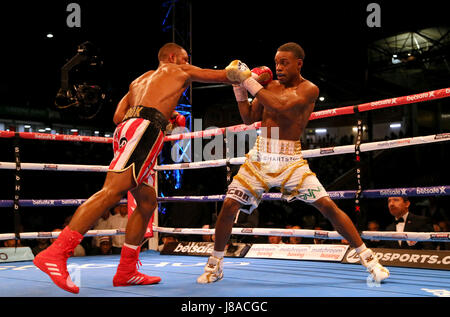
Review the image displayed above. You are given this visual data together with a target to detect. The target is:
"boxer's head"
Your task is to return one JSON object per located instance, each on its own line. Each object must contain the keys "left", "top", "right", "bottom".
{"left": 387, "top": 196, "right": 410, "bottom": 218}
{"left": 275, "top": 42, "right": 305, "bottom": 84}
{"left": 158, "top": 42, "right": 189, "bottom": 65}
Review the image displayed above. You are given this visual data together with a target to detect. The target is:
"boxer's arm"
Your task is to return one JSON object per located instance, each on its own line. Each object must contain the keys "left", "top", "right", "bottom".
{"left": 180, "top": 64, "right": 233, "bottom": 84}
{"left": 113, "top": 92, "right": 130, "bottom": 125}
{"left": 237, "top": 97, "right": 263, "bottom": 125}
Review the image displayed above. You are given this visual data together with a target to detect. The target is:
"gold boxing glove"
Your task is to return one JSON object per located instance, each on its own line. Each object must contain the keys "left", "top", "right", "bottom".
{"left": 225, "top": 60, "right": 252, "bottom": 83}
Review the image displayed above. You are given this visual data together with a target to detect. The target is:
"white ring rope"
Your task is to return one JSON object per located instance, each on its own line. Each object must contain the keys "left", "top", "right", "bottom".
{"left": 156, "top": 133, "right": 450, "bottom": 171}
{"left": 0, "top": 227, "right": 449, "bottom": 242}
{"left": 0, "top": 133, "right": 448, "bottom": 172}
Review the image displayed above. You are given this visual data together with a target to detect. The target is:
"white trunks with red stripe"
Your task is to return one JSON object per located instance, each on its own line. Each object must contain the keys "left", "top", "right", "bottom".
{"left": 108, "top": 106, "right": 168, "bottom": 186}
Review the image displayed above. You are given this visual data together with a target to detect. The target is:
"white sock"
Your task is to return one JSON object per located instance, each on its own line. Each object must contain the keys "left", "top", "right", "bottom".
{"left": 355, "top": 243, "right": 367, "bottom": 254}
{"left": 124, "top": 243, "right": 139, "bottom": 250}
{"left": 212, "top": 250, "right": 224, "bottom": 259}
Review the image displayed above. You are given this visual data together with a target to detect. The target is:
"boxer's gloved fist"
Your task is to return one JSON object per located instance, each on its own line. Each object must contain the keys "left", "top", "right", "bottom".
{"left": 251, "top": 66, "right": 273, "bottom": 86}
{"left": 226, "top": 60, "right": 251, "bottom": 83}
{"left": 170, "top": 113, "right": 186, "bottom": 128}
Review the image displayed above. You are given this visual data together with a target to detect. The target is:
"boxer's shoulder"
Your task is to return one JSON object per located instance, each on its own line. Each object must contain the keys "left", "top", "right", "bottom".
{"left": 297, "top": 78, "right": 319, "bottom": 98}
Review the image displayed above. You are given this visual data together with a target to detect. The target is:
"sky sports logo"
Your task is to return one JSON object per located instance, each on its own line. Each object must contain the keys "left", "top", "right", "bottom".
{"left": 345, "top": 249, "right": 450, "bottom": 266}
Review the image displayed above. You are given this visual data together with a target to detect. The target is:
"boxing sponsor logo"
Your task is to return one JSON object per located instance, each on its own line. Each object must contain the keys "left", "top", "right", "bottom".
{"left": 328, "top": 191, "right": 348, "bottom": 199}
{"left": 416, "top": 186, "right": 447, "bottom": 195}
{"left": 241, "top": 228, "right": 254, "bottom": 234}
{"left": 313, "top": 109, "right": 337, "bottom": 117}
{"left": 62, "top": 135, "right": 82, "bottom": 141}
{"left": 344, "top": 248, "right": 450, "bottom": 266}
{"left": 268, "top": 230, "right": 293, "bottom": 236}
{"left": 264, "top": 193, "right": 282, "bottom": 200}
{"left": 173, "top": 242, "right": 214, "bottom": 254}
{"left": 370, "top": 98, "right": 397, "bottom": 107}
{"left": 34, "top": 134, "right": 56, "bottom": 140}
{"left": 43, "top": 164, "right": 58, "bottom": 170}
{"left": 434, "top": 133, "right": 450, "bottom": 140}
{"left": 256, "top": 154, "right": 301, "bottom": 163}
{"left": 377, "top": 139, "right": 411, "bottom": 148}
{"left": 379, "top": 188, "right": 408, "bottom": 196}
{"left": 189, "top": 229, "right": 211, "bottom": 234}
{"left": 32, "top": 199, "right": 55, "bottom": 206}
{"left": 406, "top": 91, "right": 435, "bottom": 102}
{"left": 37, "top": 232, "right": 53, "bottom": 238}
{"left": 430, "top": 233, "right": 450, "bottom": 240}
{"left": 61, "top": 199, "right": 84, "bottom": 205}
{"left": 314, "top": 231, "right": 329, "bottom": 238}
{"left": 320, "top": 147, "right": 335, "bottom": 154}
{"left": 0, "top": 252, "right": 7, "bottom": 261}
{"left": 173, "top": 228, "right": 183, "bottom": 233}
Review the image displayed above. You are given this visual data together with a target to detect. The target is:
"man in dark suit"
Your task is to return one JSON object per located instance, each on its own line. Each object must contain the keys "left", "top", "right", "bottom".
{"left": 383, "top": 196, "right": 435, "bottom": 250}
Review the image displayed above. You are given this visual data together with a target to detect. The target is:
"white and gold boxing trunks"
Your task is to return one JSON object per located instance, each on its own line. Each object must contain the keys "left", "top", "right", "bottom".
{"left": 226, "top": 136, "right": 329, "bottom": 213}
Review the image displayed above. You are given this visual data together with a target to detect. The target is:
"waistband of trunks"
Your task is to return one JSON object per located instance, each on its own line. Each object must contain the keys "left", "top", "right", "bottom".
{"left": 122, "top": 106, "right": 169, "bottom": 131}
{"left": 255, "top": 136, "right": 302, "bottom": 155}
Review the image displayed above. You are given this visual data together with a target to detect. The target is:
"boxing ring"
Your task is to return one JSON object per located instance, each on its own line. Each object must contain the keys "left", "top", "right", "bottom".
{"left": 1, "top": 252, "right": 449, "bottom": 298}
{"left": 0, "top": 88, "right": 449, "bottom": 298}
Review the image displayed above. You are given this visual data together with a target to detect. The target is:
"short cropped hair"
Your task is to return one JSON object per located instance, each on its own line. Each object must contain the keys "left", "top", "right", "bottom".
{"left": 158, "top": 42, "right": 184, "bottom": 61}
{"left": 277, "top": 42, "right": 305, "bottom": 60}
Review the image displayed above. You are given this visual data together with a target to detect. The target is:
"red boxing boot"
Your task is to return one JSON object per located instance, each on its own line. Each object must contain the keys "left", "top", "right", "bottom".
{"left": 33, "top": 226, "right": 83, "bottom": 294}
{"left": 113, "top": 244, "right": 161, "bottom": 287}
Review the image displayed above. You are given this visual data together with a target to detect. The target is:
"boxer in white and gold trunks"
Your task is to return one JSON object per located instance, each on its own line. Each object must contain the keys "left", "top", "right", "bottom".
{"left": 198, "top": 42, "right": 390, "bottom": 284}
{"left": 227, "top": 135, "right": 328, "bottom": 214}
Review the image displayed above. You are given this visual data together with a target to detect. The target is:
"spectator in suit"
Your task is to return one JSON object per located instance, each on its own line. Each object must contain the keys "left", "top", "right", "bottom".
{"left": 383, "top": 196, "right": 435, "bottom": 250}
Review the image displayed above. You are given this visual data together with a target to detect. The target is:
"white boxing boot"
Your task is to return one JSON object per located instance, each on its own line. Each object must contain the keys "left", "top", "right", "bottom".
{"left": 358, "top": 248, "right": 390, "bottom": 283}
{"left": 197, "top": 256, "right": 224, "bottom": 284}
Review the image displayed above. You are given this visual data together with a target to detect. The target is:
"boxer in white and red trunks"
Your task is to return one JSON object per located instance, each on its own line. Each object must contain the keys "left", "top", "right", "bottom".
{"left": 34, "top": 42, "right": 237, "bottom": 294}
{"left": 198, "top": 42, "right": 390, "bottom": 285}
{"left": 109, "top": 106, "right": 168, "bottom": 187}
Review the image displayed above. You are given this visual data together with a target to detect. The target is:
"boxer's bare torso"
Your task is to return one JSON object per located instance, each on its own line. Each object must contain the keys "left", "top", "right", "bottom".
{"left": 259, "top": 78, "right": 318, "bottom": 141}
{"left": 113, "top": 49, "right": 230, "bottom": 125}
